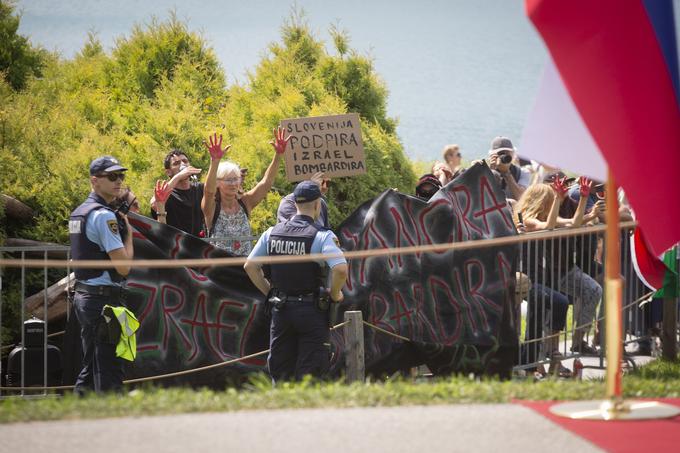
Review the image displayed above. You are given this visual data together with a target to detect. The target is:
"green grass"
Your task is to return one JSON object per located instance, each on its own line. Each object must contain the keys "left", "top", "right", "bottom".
{"left": 1, "top": 357, "right": 679, "bottom": 424}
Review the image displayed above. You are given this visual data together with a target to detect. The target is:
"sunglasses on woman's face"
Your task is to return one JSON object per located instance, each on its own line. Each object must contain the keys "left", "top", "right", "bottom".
{"left": 96, "top": 173, "right": 126, "bottom": 182}
{"left": 219, "top": 177, "right": 241, "bottom": 184}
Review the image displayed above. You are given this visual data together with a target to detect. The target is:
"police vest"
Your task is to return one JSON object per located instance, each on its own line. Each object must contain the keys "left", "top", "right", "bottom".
{"left": 268, "top": 215, "right": 324, "bottom": 294}
{"left": 69, "top": 193, "right": 128, "bottom": 282}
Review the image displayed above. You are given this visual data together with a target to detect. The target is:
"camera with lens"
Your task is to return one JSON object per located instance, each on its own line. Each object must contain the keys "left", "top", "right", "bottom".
{"left": 499, "top": 154, "right": 513, "bottom": 165}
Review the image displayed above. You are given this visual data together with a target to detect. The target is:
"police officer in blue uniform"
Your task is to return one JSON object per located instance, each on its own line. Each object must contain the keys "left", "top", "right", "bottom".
{"left": 69, "top": 156, "right": 134, "bottom": 394}
{"left": 244, "top": 180, "right": 348, "bottom": 383}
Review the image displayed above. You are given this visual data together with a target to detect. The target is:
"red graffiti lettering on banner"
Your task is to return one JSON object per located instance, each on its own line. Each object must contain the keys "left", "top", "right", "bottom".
{"left": 452, "top": 185, "right": 484, "bottom": 238}
{"left": 366, "top": 219, "right": 395, "bottom": 271}
{"left": 181, "top": 293, "right": 224, "bottom": 361}
{"left": 463, "top": 259, "right": 493, "bottom": 332}
{"left": 126, "top": 282, "right": 160, "bottom": 352}
{"left": 419, "top": 199, "right": 451, "bottom": 253}
{"left": 369, "top": 292, "right": 394, "bottom": 333}
{"left": 389, "top": 203, "right": 421, "bottom": 265}
{"left": 429, "top": 277, "right": 463, "bottom": 344}
{"left": 451, "top": 268, "right": 482, "bottom": 332}
{"left": 496, "top": 251, "right": 513, "bottom": 292}
{"left": 238, "top": 303, "right": 265, "bottom": 366}
{"left": 215, "top": 300, "right": 241, "bottom": 359}
{"left": 187, "top": 268, "right": 209, "bottom": 282}
{"left": 390, "top": 290, "right": 414, "bottom": 337}
{"left": 170, "top": 234, "right": 182, "bottom": 259}
{"left": 412, "top": 282, "right": 438, "bottom": 340}
{"left": 161, "top": 285, "right": 192, "bottom": 352}
{"left": 473, "top": 176, "right": 513, "bottom": 233}
{"left": 340, "top": 228, "right": 360, "bottom": 290}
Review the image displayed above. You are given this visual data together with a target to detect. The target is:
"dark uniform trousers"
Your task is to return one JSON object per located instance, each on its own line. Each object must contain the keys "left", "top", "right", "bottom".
{"left": 73, "top": 289, "right": 125, "bottom": 394}
{"left": 266, "top": 214, "right": 330, "bottom": 383}
{"left": 268, "top": 299, "right": 330, "bottom": 383}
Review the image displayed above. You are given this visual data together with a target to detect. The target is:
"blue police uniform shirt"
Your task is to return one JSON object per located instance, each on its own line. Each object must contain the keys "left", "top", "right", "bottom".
{"left": 82, "top": 209, "right": 125, "bottom": 286}
{"left": 249, "top": 221, "right": 346, "bottom": 269}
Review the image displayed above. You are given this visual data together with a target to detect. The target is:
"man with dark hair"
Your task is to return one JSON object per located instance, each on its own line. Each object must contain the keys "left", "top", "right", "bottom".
{"left": 69, "top": 156, "right": 134, "bottom": 394}
{"left": 244, "top": 180, "right": 347, "bottom": 383}
{"left": 150, "top": 149, "right": 204, "bottom": 236}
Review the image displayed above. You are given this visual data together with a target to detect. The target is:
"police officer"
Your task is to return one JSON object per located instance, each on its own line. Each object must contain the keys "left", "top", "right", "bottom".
{"left": 244, "top": 180, "right": 348, "bottom": 383}
{"left": 69, "top": 156, "right": 134, "bottom": 394}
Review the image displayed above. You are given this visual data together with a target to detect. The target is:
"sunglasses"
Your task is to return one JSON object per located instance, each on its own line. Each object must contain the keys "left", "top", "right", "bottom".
{"left": 96, "top": 173, "right": 125, "bottom": 182}
{"left": 218, "top": 177, "right": 241, "bottom": 184}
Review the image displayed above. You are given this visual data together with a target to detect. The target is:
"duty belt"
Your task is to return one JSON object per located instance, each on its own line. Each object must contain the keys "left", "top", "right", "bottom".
{"left": 274, "top": 291, "right": 317, "bottom": 303}
{"left": 75, "top": 281, "right": 124, "bottom": 298}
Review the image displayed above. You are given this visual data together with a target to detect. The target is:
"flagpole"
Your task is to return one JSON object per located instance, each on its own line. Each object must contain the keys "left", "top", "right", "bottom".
{"left": 602, "top": 169, "right": 624, "bottom": 409}
{"left": 549, "top": 169, "right": 680, "bottom": 420}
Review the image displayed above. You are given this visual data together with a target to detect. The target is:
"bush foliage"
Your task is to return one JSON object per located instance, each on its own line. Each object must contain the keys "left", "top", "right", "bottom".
{"left": 0, "top": 9, "right": 416, "bottom": 243}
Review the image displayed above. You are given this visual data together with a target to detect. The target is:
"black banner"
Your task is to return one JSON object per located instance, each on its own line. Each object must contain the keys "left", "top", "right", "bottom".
{"left": 63, "top": 162, "right": 519, "bottom": 386}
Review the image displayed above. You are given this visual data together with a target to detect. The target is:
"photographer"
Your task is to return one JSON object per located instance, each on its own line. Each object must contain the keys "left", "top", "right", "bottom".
{"left": 487, "top": 136, "right": 530, "bottom": 202}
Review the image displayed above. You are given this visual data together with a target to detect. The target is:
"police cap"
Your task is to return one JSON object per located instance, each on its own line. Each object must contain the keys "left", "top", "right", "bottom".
{"left": 293, "top": 180, "right": 322, "bottom": 203}
{"left": 90, "top": 156, "right": 128, "bottom": 176}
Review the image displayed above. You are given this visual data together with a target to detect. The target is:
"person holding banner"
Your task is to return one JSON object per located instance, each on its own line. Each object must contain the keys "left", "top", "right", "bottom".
{"left": 244, "top": 180, "right": 347, "bottom": 383}
{"left": 201, "top": 127, "right": 289, "bottom": 255}
{"left": 277, "top": 171, "right": 330, "bottom": 228}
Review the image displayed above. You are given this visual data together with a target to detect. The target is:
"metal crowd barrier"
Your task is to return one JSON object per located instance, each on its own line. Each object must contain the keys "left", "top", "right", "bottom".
{"left": 515, "top": 225, "right": 678, "bottom": 377}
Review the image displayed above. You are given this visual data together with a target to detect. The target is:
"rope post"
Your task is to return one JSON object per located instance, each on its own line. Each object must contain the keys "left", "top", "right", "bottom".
{"left": 344, "top": 311, "right": 365, "bottom": 383}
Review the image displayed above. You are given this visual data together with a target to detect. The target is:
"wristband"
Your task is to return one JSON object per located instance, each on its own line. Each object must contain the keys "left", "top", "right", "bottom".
{"left": 157, "top": 212, "right": 167, "bottom": 217}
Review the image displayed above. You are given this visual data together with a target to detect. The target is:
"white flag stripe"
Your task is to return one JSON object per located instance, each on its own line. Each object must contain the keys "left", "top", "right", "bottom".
{"left": 520, "top": 57, "right": 607, "bottom": 181}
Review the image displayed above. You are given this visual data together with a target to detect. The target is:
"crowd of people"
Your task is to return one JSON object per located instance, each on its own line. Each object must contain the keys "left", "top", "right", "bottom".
{"left": 74, "top": 128, "right": 653, "bottom": 392}
{"left": 415, "top": 136, "right": 646, "bottom": 379}
{"left": 70, "top": 127, "right": 348, "bottom": 394}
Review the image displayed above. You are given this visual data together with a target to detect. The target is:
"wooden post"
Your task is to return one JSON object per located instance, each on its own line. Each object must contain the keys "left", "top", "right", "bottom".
{"left": 604, "top": 170, "right": 623, "bottom": 401}
{"left": 344, "top": 310, "right": 365, "bottom": 383}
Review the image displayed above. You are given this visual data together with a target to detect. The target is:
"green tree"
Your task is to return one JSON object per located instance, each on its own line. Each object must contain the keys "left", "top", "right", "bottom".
{"left": 0, "top": 0, "right": 45, "bottom": 90}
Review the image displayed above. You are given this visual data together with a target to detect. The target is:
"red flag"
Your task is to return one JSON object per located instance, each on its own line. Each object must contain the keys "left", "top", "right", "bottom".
{"left": 525, "top": 0, "right": 680, "bottom": 256}
{"left": 631, "top": 227, "right": 668, "bottom": 291}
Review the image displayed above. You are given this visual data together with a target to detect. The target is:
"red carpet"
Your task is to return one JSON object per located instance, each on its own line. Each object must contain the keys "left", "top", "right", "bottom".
{"left": 517, "top": 398, "right": 680, "bottom": 452}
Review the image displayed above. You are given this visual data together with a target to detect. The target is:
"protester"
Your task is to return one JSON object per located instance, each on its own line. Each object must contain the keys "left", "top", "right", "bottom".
{"left": 487, "top": 136, "right": 531, "bottom": 202}
{"left": 244, "top": 180, "right": 348, "bottom": 383}
{"left": 415, "top": 173, "right": 442, "bottom": 201}
{"left": 69, "top": 156, "right": 134, "bottom": 394}
{"left": 112, "top": 187, "right": 140, "bottom": 214}
{"left": 150, "top": 149, "right": 205, "bottom": 236}
{"left": 201, "top": 128, "right": 288, "bottom": 255}
{"left": 277, "top": 172, "right": 330, "bottom": 228}
{"left": 152, "top": 180, "right": 173, "bottom": 225}
{"left": 441, "top": 144, "right": 464, "bottom": 178}
{"left": 432, "top": 161, "right": 454, "bottom": 187}
{"left": 514, "top": 176, "right": 602, "bottom": 355}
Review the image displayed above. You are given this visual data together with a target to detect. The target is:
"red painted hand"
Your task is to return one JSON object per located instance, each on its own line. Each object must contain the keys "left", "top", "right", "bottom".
{"left": 204, "top": 132, "right": 231, "bottom": 160}
{"left": 270, "top": 126, "right": 291, "bottom": 155}
{"left": 578, "top": 176, "right": 592, "bottom": 198}
{"left": 550, "top": 176, "right": 569, "bottom": 199}
{"left": 154, "top": 180, "right": 172, "bottom": 203}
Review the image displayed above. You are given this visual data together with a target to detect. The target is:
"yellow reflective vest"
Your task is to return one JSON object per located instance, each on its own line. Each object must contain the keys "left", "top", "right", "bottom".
{"left": 103, "top": 305, "right": 140, "bottom": 361}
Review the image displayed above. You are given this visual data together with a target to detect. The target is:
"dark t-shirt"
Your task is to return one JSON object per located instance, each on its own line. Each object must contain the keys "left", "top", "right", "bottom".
{"left": 152, "top": 182, "right": 205, "bottom": 237}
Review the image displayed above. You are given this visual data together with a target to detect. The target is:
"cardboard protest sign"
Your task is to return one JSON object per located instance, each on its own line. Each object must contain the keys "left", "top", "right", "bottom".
{"left": 280, "top": 113, "right": 366, "bottom": 181}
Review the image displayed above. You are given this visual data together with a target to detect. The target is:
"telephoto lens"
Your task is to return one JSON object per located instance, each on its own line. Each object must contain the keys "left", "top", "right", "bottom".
{"left": 500, "top": 154, "right": 513, "bottom": 164}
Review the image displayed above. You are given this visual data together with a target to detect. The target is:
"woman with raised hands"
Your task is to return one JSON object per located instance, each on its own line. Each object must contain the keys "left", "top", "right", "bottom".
{"left": 201, "top": 127, "right": 289, "bottom": 256}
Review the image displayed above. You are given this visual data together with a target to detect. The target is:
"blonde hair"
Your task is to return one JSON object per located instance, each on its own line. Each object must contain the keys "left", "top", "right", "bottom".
{"left": 442, "top": 144, "right": 460, "bottom": 162}
{"left": 514, "top": 184, "right": 555, "bottom": 225}
{"left": 216, "top": 161, "right": 241, "bottom": 180}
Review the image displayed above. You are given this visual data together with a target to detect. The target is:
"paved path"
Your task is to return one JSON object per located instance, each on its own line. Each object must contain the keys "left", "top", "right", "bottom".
{"left": 0, "top": 404, "right": 601, "bottom": 453}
